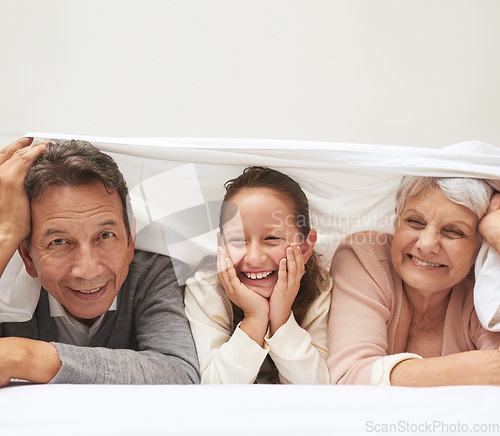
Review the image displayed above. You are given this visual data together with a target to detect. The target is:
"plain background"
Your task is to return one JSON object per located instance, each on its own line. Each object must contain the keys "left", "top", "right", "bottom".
{"left": 1, "top": 0, "right": 499, "bottom": 148}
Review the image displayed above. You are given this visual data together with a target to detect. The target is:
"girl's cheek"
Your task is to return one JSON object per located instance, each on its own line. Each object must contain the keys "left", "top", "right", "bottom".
{"left": 226, "top": 245, "right": 245, "bottom": 265}
{"left": 269, "top": 244, "right": 288, "bottom": 260}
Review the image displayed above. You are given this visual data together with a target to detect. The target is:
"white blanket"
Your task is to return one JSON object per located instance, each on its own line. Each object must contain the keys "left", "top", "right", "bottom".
{"left": 1, "top": 133, "right": 500, "bottom": 330}
{"left": 1, "top": 383, "right": 499, "bottom": 435}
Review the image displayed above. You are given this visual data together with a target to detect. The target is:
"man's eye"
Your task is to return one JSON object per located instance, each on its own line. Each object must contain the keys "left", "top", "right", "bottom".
{"left": 49, "top": 239, "right": 66, "bottom": 246}
{"left": 100, "top": 232, "right": 116, "bottom": 239}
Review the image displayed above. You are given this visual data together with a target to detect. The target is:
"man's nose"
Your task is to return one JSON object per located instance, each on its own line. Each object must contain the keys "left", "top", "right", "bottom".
{"left": 70, "top": 244, "right": 103, "bottom": 279}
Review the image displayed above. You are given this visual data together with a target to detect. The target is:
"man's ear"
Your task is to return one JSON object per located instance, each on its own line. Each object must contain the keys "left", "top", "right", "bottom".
{"left": 18, "top": 242, "right": 39, "bottom": 278}
{"left": 301, "top": 229, "right": 318, "bottom": 263}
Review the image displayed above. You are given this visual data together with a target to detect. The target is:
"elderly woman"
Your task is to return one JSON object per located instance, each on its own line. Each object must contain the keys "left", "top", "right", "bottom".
{"left": 327, "top": 176, "right": 500, "bottom": 386}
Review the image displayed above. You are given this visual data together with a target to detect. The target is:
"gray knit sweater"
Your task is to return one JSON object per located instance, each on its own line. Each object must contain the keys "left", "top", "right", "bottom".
{"left": 0, "top": 250, "right": 200, "bottom": 385}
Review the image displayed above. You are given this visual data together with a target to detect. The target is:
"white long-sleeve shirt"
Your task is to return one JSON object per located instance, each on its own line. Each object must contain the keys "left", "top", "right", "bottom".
{"left": 184, "top": 270, "right": 331, "bottom": 384}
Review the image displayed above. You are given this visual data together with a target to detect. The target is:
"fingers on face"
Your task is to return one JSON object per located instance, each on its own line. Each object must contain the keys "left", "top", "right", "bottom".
{"left": 278, "top": 258, "right": 288, "bottom": 282}
{"left": 285, "top": 243, "right": 304, "bottom": 273}
{"left": 218, "top": 246, "right": 240, "bottom": 291}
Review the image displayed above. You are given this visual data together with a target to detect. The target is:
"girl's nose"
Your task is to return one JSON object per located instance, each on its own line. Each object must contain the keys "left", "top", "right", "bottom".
{"left": 244, "top": 242, "right": 267, "bottom": 265}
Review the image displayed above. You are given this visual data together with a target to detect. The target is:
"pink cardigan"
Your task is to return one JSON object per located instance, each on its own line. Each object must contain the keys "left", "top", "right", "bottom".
{"left": 327, "top": 231, "right": 500, "bottom": 385}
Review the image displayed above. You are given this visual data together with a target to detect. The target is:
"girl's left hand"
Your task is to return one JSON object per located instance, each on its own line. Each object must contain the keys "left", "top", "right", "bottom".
{"left": 269, "top": 243, "right": 305, "bottom": 336}
{"left": 479, "top": 193, "right": 500, "bottom": 253}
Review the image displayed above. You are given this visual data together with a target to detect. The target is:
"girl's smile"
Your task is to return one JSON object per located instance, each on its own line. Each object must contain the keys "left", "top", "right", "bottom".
{"left": 221, "top": 187, "right": 306, "bottom": 298}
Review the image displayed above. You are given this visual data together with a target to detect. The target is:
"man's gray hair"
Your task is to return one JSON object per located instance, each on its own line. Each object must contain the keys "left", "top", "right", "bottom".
{"left": 395, "top": 176, "right": 494, "bottom": 219}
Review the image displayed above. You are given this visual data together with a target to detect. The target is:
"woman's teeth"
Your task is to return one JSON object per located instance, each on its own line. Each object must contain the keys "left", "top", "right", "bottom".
{"left": 244, "top": 271, "right": 273, "bottom": 280}
{"left": 411, "top": 256, "right": 443, "bottom": 267}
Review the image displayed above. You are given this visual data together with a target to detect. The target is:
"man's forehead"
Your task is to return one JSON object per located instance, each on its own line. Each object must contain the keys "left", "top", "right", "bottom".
{"left": 31, "top": 183, "right": 125, "bottom": 227}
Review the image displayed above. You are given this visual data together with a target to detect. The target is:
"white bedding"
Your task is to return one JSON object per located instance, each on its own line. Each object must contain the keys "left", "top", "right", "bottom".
{"left": 2, "top": 134, "right": 500, "bottom": 329}
{"left": 1, "top": 383, "right": 499, "bottom": 435}
{"left": 2, "top": 135, "right": 500, "bottom": 435}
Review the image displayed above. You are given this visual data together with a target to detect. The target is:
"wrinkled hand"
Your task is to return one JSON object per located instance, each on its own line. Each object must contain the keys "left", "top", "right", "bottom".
{"left": 269, "top": 243, "right": 305, "bottom": 335}
{"left": 0, "top": 138, "right": 48, "bottom": 246}
{"left": 217, "top": 246, "right": 269, "bottom": 346}
{"left": 0, "top": 337, "right": 61, "bottom": 387}
{"left": 479, "top": 193, "right": 500, "bottom": 253}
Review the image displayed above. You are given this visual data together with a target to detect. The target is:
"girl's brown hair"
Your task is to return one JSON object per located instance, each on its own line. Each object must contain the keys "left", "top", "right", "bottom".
{"left": 220, "top": 166, "right": 326, "bottom": 325}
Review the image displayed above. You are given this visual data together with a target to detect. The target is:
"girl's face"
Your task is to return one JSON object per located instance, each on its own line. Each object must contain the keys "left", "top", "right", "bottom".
{"left": 391, "top": 187, "right": 481, "bottom": 299}
{"left": 221, "top": 187, "right": 314, "bottom": 298}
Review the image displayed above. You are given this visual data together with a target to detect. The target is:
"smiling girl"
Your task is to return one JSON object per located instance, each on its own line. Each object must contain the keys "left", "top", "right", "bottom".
{"left": 184, "top": 166, "right": 331, "bottom": 384}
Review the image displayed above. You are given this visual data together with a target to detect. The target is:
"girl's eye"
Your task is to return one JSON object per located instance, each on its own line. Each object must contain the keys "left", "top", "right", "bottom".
{"left": 265, "top": 236, "right": 284, "bottom": 244}
{"left": 100, "top": 231, "right": 116, "bottom": 240}
{"left": 49, "top": 239, "right": 66, "bottom": 246}
{"left": 228, "top": 238, "right": 246, "bottom": 246}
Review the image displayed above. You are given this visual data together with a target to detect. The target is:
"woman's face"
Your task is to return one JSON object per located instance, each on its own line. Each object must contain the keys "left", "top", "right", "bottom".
{"left": 221, "top": 187, "right": 313, "bottom": 299}
{"left": 391, "top": 186, "right": 481, "bottom": 298}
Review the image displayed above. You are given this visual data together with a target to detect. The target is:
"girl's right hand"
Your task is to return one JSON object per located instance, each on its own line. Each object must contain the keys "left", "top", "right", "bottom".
{"left": 217, "top": 246, "right": 270, "bottom": 318}
{"left": 217, "top": 246, "right": 269, "bottom": 346}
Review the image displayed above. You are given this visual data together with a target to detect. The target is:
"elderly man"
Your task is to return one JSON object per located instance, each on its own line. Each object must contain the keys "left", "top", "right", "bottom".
{"left": 0, "top": 138, "right": 199, "bottom": 386}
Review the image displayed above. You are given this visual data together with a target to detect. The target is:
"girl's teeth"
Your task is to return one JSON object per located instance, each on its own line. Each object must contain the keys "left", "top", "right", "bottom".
{"left": 411, "top": 256, "right": 442, "bottom": 267}
{"left": 245, "top": 271, "right": 272, "bottom": 280}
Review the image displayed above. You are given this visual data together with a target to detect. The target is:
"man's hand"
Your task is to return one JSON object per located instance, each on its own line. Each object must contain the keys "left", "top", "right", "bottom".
{"left": 0, "top": 138, "right": 48, "bottom": 276}
{"left": 0, "top": 337, "right": 61, "bottom": 386}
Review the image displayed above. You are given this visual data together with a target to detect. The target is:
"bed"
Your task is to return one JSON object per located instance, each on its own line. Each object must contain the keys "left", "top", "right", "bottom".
{"left": 1, "top": 134, "right": 500, "bottom": 435}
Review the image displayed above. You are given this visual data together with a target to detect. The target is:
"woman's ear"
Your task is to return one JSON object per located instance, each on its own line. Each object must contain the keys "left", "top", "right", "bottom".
{"left": 301, "top": 229, "right": 317, "bottom": 263}
{"left": 18, "top": 242, "right": 39, "bottom": 278}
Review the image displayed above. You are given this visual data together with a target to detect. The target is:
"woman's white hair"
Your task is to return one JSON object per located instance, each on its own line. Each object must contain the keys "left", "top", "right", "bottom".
{"left": 395, "top": 176, "right": 494, "bottom": 219}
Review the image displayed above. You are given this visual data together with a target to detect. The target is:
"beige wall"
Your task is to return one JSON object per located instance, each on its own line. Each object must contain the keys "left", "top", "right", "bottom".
{"left": 1, "top": 0, "right": 499, "bottom": 148}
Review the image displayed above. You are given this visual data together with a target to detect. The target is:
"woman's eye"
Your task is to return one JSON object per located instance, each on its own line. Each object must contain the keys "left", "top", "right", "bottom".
{"left": 405, "top": 219, "right": 425, "bottom": 229}
{"left": 443, "top": 228, "right": 464, "bottom": 238}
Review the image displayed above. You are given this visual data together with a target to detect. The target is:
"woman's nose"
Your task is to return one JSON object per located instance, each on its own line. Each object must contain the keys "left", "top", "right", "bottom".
{"left": 415, "top": 228, "right": 440, "bottom": 254}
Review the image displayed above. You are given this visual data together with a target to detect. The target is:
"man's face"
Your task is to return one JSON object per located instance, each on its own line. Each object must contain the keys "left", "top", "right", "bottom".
{"left": 20, "top": 181, "right": 135, "bottom": 326}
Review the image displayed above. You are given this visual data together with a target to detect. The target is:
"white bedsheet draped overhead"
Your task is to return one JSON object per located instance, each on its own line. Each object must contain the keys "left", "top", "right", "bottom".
{"left": 1, "top": 134, "right": 500, "bottom": 325}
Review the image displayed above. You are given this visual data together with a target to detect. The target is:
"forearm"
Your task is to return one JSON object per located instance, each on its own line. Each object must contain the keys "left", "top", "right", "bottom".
{"left": 0, "top": 337, "right": 61, "bottom": 385}
{"left": 200, "top": 326, "right": 269, "bottom": 384}
{"left": 390, "top": 350, "right": 500, "bottom": 387}
{"left": 268, "top": 314, "right": 329, "bottom": 384}
{"left": 239, "top": 315, "right": 268, "bottom": 347}
{"left": 52, "top": 343, "right": 198, "bottom": 384}
{"left": 0, "top": 233, "right": 22, "bottom": 277}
